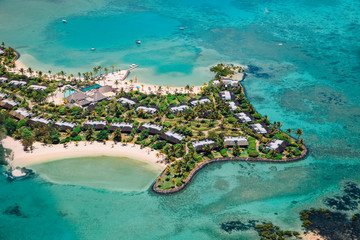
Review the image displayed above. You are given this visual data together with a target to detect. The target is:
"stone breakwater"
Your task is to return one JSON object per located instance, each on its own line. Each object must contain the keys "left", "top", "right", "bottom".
{"left": 152, "top": 145, "right": 308, "bottom": 194}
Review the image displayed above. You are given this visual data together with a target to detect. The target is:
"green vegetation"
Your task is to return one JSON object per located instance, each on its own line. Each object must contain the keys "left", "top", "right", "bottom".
{"left": 255, "top": 222, "right": 300, "bottom": 240}
{"left": 0, "top": 45, "right": 306, "bottom": 190}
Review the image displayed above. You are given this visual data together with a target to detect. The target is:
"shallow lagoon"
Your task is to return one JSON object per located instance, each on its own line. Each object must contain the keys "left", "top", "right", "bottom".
{"left": 29, "top": 156, "right": 162, "bottom": 192}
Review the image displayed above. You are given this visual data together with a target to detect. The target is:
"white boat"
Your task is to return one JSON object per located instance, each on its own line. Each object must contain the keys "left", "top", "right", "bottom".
{"left": 136, "top": 40, "right": 141, "bottom": 44}
{"left": 179, "top": 27, "right": 184, "bottom": 30}
{"left": 91, "top": 48, "right": 95, "bottom": 51}
{"left": 62, "top": 19, "right": 67, "bottom": 23}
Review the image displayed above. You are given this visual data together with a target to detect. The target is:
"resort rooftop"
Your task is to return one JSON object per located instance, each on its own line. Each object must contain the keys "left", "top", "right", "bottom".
{"left": 266, "top": 140, "right": 284, "bottom": 150}
{"left": 136, "top": 106, "right": 158, "bottom": 114}
{"left": 234, "top": 112, "right": 253, "bottom": 123}
{"left": 251, "top": 123, "right": 269, "bottom": 134}
{"left": 15, "top": 108, "right": 32, "bottom": 118}
{"left": 141, "top": 123, "right": 163, "bottom": 131}
{"left": 0, "top": 93, "right": 8, "bottom": 99}
{"left": 55, "top": 121, "right": 76, "bottom": 128}
{"left": 220, "top": 91, "right": 235, "bottom": 101}
{"left": 111, "top": 122, "right": 133, "bottom": 128}
{"left": 192, "top": 139, "right": 216, "bottom": 148}
{"left": 2, "top": 99, "right": 19, "bottom": 106}
{"left": 8, "top": 80, "right": 27, "bottom": 86}
{"left": 118, "top": 97, "right": 137, "bottom": 106}
{"left": 29, "top": 117, "right": 52, "bottom": 125}
{"left": 29, "top": 85, "right": 47, "bottom": 91}
{"left": 169, "top": 103, "right": 189, "bottom": 113}
{"left": 163, "top": 131, "right": 185, "bottom": 141}
{"left": 83, "top": 120, "right": 106, "bottom": 125}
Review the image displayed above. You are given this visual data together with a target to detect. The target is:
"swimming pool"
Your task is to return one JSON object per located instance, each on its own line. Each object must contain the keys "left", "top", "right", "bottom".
{"left": 80, "top": 84, "right": 101, "bottom": 92}
{"left": 64, "top": 87, "right": 78, "bottom": 98}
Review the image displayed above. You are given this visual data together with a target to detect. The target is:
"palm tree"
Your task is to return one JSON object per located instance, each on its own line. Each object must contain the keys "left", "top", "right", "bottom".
{"left": 111, "top": 65, "right": 115, "bottom": 73}
{"left": 141, "top": 84, "right": 144, "bottom": 91}
{"left": 27, "top": 67, "right": 33, "bottom": 76}
{"left": 104, "top": 67, "right": 109, "bottom": 75}
{"left": 203, "top": 144, "right": 213, "bottom": 155}
{"left": 78, "top": 72, "right": 81, "bottom": 80}
{"left": 1, "top": 42, "right": 4, "bottom": 48}
{"left": 98, "top": 65, "right": 102, "bottom": 75}
{"left": 93, "top": 67, "right": 98, "bottom": 77}
{"left": 19, "top": 68, "right": 24, "bottom": 75}
{"left": 286, "top": 128, "right": 293, "bottom": 136}
{"left": 295, "top": 129, "right": 303, "bottom": 140}
{"left": 115, "top": 79, "right": 119, "bottom": 89}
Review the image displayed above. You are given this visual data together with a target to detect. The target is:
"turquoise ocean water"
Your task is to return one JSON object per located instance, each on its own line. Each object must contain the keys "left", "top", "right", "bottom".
{"left": 1, "top": 0, "right": 360, "bottom": 239}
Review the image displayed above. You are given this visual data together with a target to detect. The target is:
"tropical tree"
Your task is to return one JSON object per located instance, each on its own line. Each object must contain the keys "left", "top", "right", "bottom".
{"left": 233, "top": 142, "right": 242, "bottom": 157}
{"left": 21, "top": 128, "right": 35, "bottom": 149}
{"left": 104, "top": 67, "right": 109, "bottom": 75}
{"left": 203, "top": 144, "right": 213, "bottom": 155}
{"left": 295, "top": 128, "right": 303, "bottom": 140}
{"left": 1, "top": 42, "right": 4, "bottom": 48}
{"left": 27, "top": 67, "right": 33, "bottom": 76}
{"left": 111, "top": 65, "right": 115, "bottom": 73}
{"left": 19, "top": 68, "right": 24, "bottom": 75}
{"left": 286, "top": 128, "right": 293, "bottom": 136}
{"left": 113, "top": 128, "right": 122, "bottom": 142}
{"left": 85, "top": 127, "right": 95, "bottom": 141}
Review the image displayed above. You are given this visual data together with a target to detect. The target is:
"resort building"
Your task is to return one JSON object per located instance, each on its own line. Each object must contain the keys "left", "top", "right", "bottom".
{"left": 227, "top": 101, "right": 240, "bottom": 111}
{"left": 160, "top": 131, "right": 185, "bottom": 144}
{"left": 98, "top": 85, "right": 115, "bottom": 98}
{"left": 66, "top": 92, "right": 93, "bottom": 107}
{"left": 0, "top": 93, "right": 8, "bottom": 99}
{"left": 169, "top": 103, "right": 189, "bottom": 114}
{"left": 0, "top": 99, "right": 19, "bottom": 109}
{"left": 109, "top": 122, "right": 134, "bottom": 133}
{"left": 250, "top": 122, "right": 270, "bottom": 135}
{"left": 220, "top": 77, "right": 239, "bottom": 87}
{"left": 8, "top": 80, "right": 27, "bottom": 87}
{"left": 265, "top": 139, "right": 288, "bottom": 153}
{"left": 83, "top": 120, "right": 107, "bottom": 130}
{"left": 219, "top": 91, "right": 235, "bottom": 101}
{"left": 87, "top": 103, "right": 98, "bottom": 112}
{"left": 91, "top": 92, "right": 107, "bottom": 103}
{"left": 29, "top": 85, "right": 47, "bottom": 91}
{"left": 117, "top": 97, "right": 138, "bottom": 106}
{"left": 224, "top": 136, "right": 249, "bottom": 147}
{"left": 0, "top": 49, "right": 4, "bottom": 55}
{"left": 188, "top": 96, "right": 212, "bottom": 107}
{"left": 234, "top": 111, "right": 254, "bottom": 123}
{"left": 27, "top": 117, "right": 52, "bottom": 125}
{"left": 137, "top": 123, "right": 163, "bottom": 135}
{"left": 136, "top": 105, "right": 158, "bottom": 114}
{"left": 9, "top": 108, "right": 32, "bottom": 120}
{"left": 55, "top": 121, "right": 76, "bottom": 131}
{"left": 0, "top": 77, "right": 8, "bottom": 83}
{"left": 192, "top": 139, "right": 217, "bottom": 152}
{"left": 212, "top": 78, "right": 239, "bottom": 87}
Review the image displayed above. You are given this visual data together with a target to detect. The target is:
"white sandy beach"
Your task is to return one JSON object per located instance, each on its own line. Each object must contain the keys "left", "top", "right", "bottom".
{"left": 2, "top": 137, "right": 167, "bottom": 169}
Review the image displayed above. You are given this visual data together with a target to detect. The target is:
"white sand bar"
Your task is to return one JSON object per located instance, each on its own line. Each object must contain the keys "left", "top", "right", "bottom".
{"left": 2, "top": 137, "right": 167, "bottom": 169}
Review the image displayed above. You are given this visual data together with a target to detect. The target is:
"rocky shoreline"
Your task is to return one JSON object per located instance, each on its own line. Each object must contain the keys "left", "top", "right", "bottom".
{"left": 153, "top": 145, "right": 308, "bottom": 194}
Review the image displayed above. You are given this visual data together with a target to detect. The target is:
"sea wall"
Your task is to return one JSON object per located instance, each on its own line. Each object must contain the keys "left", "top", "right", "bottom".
{"left": 153, "top": 145, "right": 308, "bottom": 194}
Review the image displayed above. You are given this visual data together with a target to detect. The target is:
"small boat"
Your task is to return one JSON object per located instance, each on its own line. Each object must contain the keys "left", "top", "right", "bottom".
{"left": 179, "top": 27, "right": 184, "bottom": 30}
{"left": 62, "top": 19, "right": 67, "bottom": 23}
{"left": 91, "top": 48, "right": 95, "bottom": 51}
{"left": 265, "top": 8, "right": 269, "bottom": 13}
{"left": 136, "top": 40, "right": 141, "bottom": 44}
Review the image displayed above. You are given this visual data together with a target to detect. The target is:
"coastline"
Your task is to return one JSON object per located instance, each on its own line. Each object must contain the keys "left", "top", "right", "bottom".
{"left": 153, "top": 144, "right": 308, "bottom": 194}
{"left": 2, "top": 137, "right": 167, "bottom": 169}
{"left": 12, "top": 57, "right": 206, "bottom": 96}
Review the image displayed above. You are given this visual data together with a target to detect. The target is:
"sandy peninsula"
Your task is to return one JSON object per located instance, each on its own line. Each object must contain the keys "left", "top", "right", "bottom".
{"left": 2, "top": 137, "right": 167, "bottom": 169}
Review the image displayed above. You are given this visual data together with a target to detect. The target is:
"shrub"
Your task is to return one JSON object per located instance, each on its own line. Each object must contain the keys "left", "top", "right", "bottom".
{"left": 220, "top": 149, "right": 228, "bottom": 157}
{"left": 252, "top": 113, "right": 262, "bottom": 119}
{"left": 227, "top": 117, "right": 237, "bottom": 124}
{"left": 249, "top": 150, "right": 259, "bottom": 157}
